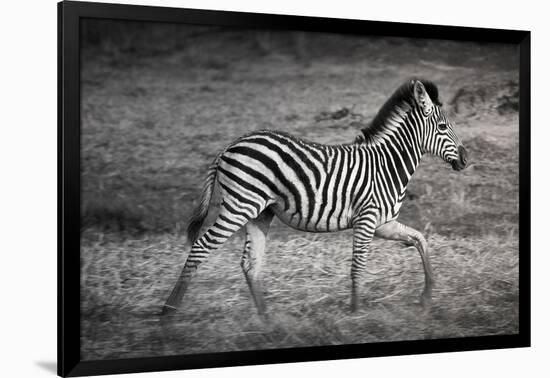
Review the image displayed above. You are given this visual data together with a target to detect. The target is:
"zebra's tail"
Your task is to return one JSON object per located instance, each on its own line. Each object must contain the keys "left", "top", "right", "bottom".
{"left": 186, "top": 156, "right": 220, "bottom": 245}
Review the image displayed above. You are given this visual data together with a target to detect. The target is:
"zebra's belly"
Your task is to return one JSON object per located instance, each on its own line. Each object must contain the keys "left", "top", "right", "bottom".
{"left": 270, "top": 202, "right": 352, "bottom": 233}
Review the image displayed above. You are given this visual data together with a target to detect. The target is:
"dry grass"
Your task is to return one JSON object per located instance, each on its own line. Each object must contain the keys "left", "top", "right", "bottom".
{"left": 80, "top": 23, "right": 519, "bottom": 360}
{"left": 81, "top": 231, "right": 518, "bottom": 359}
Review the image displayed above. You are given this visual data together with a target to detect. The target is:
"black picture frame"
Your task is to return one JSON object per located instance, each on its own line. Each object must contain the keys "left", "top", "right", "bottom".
{"left": 58, "top": 1, "right": 531, "bottom": 376}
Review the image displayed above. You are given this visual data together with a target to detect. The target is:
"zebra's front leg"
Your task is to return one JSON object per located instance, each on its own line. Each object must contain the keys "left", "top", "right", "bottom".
{"left": 375, "top": 220, "right": 434, "bottom": 306}
{"left": 350, "top": 214, "right": 377, "bottom": 312}
{"left": 241, "top": 209, "right": 274, "bottom": 316}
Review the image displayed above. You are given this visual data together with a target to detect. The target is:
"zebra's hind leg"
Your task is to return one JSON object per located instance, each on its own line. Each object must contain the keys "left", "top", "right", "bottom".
{"left": 161, "top": 202, "right": 257, "bottom": 316}
{"left": 241, "top": 208, "right": 274, "bottom": 316}
{"left": 375, "top": 220, "right": 434, "bottom": 306}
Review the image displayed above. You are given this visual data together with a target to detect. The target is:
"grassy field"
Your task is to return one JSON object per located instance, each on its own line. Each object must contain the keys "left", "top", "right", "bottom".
{"left": 80, "top": 22, "right": 519, "bottom": 360}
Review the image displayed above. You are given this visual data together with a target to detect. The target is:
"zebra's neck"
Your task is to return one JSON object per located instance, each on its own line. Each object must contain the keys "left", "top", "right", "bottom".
{"left": 357, "top": 106, "right": 424, "bottom": 209}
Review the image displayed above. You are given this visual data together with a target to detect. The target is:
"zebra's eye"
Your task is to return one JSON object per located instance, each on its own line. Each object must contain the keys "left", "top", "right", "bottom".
{"left": 437, "top": 123, "right": 448, "bottom": 132}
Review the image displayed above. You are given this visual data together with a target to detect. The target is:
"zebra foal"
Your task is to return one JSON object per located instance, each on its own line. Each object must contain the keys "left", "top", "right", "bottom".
{"left": 162, "top": 79, "right": 468, "bottom": 315}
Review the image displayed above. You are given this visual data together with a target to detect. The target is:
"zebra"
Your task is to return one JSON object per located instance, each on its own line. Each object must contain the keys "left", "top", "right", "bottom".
{"left": 161, "top": 79, "right": 468, "bottom": 315}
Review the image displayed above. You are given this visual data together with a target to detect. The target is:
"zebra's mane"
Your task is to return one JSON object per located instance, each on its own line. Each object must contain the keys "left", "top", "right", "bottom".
{"left": 359, "top": 79, "right": 442, "bottom": 142}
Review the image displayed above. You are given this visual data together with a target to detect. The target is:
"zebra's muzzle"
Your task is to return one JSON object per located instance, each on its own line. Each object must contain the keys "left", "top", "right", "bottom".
{"left": 451, "top": 146, "right": 468, "bottom": 171}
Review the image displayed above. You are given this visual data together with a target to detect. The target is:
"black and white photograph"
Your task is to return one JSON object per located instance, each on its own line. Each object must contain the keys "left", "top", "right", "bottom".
{"left": 11, "top": 0, "right": 550, "bottom": 377}
{"left": 79, "top": 16, "right": 522, "bottom": 361}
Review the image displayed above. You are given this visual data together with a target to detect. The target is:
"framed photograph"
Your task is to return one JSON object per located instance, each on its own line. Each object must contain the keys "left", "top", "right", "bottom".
{"left": 58, "top": 1, "right": 530, "bottom": 376}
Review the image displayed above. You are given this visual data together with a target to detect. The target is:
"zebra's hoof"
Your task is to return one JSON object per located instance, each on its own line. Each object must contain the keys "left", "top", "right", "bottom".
{"left": 420, "top": 293, "right": 432, "bottom": 308}
{"left": 258, "top": 311, "right": 271, "bottom": 324}
{"left": 161, "top": 304, "right": 178, "bottom": 316}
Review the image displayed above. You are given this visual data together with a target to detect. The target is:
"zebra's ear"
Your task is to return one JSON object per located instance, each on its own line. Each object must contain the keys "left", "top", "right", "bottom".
{"left": 412, "top": 80, "right": 434, "bottom": 116}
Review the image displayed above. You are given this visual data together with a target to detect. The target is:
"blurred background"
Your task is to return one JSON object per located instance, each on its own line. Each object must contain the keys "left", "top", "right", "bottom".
{"left": 80, "top": 19, "right": 519, "bottom": 360}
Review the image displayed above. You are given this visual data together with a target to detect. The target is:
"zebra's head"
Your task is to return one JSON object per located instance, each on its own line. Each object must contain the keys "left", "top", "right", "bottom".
{"left": 412, "top": 80, "right": 468, "bottom": 171}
